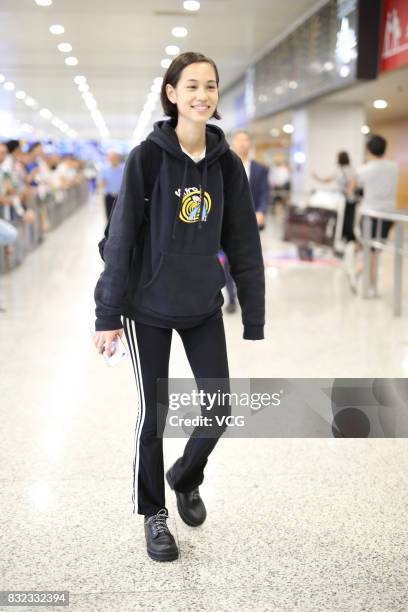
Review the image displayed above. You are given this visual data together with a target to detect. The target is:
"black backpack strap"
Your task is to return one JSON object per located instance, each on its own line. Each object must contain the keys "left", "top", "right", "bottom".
{"left": 142, "top": 139, "right": 162, "bottom": 200}
{"left": 218, "top": 149, "right": 231, "bottom": 197}
{"left": 98, "top": 140, "right": 162, "bottom": 261}
{"left": 139, "top": 140, "right": 161, "bottom": 228}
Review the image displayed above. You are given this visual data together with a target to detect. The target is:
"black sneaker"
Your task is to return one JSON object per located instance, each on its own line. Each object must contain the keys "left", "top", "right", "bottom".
{"left": 166, "top": 467, "right": 207, "bottom": 527}
{"left": 144, "top": 508, "right": 179, "bottom": 562}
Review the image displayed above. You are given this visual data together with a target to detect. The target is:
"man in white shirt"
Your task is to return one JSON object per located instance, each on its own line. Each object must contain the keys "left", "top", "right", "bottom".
{"left": 357, "top": 140, "right": 398, "bottom": 215}
{"left": 348, "top": 134, "right": 399, "bottom": 296}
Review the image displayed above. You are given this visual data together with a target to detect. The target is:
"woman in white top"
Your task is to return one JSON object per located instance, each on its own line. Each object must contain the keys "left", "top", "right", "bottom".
{"left": 313, "top": 151, "right": 357, "bottom": 242}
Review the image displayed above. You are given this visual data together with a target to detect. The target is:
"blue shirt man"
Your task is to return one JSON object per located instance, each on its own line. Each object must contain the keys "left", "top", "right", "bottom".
{"left": 100, "top": 152, "right": 125, "bottom": 220}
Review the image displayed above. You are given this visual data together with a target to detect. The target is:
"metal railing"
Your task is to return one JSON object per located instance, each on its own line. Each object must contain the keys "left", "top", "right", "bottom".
{"left": 360, "top": 208, "right": 408, "bottom": 316}
{"left": 0, "top": 181, "right": 89, "bottom": 274}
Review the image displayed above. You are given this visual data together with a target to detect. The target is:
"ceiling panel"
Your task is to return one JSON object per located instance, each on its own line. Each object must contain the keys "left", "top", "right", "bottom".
{"left": 0, "top": 0, "right": 320, "bottom": 139}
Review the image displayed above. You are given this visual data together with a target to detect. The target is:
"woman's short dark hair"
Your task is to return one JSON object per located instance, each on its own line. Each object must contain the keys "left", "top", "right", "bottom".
{"left": 160, "top": 51, "right": 221, "bottom": 121}
{"left": 337, "top": 151, "right": 350, "bottom": 166}
{"left": 367, "top": 134, "right": 387, "bottom": 157}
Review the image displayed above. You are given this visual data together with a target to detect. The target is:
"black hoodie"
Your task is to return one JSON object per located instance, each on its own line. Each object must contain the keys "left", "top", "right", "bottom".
{"left": 94, "top": 118, "right": 265, "bottom": 340}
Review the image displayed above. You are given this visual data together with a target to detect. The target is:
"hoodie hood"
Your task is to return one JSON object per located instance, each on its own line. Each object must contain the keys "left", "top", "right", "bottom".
{"left": 147, "top": 117, "right": 229, "bottom": 164}
{"left": 146, "top": 118, "right": 230, "bottom": 237}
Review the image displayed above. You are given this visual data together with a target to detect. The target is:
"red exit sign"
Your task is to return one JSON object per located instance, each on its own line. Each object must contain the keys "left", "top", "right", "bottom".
{"left": 380, "top": 0, "right": 408, "bottom": 72}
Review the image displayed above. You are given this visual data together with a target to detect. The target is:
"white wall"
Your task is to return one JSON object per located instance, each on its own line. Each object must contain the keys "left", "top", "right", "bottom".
{"left": 291, "top": 102, "right": 366, "bottom": 199}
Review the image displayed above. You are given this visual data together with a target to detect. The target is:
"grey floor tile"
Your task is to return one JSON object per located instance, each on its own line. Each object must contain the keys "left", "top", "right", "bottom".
{"left": 1, "top": 198, "right": 408, "bottom": 612}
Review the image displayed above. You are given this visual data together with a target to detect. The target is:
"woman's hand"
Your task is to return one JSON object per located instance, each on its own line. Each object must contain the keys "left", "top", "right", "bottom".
{"left": 93, "top": 328, "right": 124, "bottom": 357}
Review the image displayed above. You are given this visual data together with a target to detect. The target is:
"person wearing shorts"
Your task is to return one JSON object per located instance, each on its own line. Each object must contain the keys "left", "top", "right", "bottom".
{"left": 348, "top": 134, "right": 399, "bottom": 296}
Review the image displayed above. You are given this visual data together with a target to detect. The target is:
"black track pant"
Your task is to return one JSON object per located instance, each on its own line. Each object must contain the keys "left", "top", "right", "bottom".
{"left": 122, "top": 314, "right": 230, "bottom": 517}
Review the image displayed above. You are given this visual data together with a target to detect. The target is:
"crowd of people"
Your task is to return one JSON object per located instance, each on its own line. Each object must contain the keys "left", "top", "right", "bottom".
{"left": 0, "top": 139, "right": 85, "bottom": 254}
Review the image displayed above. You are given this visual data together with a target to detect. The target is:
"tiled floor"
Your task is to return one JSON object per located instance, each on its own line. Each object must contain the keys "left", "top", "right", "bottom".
{"left": 1, "top": 196, "right": 408, "bottom": 611}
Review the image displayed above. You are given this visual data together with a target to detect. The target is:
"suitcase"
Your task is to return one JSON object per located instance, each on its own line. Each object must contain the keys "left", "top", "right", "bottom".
{"left": 283, "top": 191, "right": 346, "bottom": 251}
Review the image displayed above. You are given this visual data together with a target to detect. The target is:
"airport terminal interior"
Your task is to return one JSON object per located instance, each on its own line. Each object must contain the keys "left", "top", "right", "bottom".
{"left": 1, "top": 0, "right": 408, "bottom": 610}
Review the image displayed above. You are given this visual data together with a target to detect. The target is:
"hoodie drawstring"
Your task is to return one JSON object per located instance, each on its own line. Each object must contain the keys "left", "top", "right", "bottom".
{"left": 198, "top": 158, "right": 208, "bottom": 231}
{"left": 172, "top": 155, "right": 189, "bottom": 240}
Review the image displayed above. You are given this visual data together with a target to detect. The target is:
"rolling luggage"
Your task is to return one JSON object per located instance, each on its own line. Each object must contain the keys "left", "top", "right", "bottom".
{"left": 283, "top": 190, "right": 346, "bottom": 254}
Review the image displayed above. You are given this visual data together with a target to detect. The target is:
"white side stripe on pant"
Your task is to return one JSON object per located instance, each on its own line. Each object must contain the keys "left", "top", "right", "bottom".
{"left": 122, "top": 316, "right": 146, "bottom": 515}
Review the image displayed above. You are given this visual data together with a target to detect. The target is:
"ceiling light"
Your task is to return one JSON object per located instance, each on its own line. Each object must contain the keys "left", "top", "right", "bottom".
{"left": 282, "top": 123, "right": 294, "bottom": 134}
{"left": 274, "top": 86, "right": 284, "bottom": 95}
{"left": 154, "top": 77, "right": 163, "bottom": 85}
{"left": 85, "top": 99, "right": 98, "bottom": 110}
{"left": 15, "top": 90, "right": 26, "bottom": 99}
{"left": 373, "top": 99, "right": 388, "bottom": 109}
{"left": 339, "top": 65, "right": 350, "bottom": 78}
{"left": 144, "top": 101, "right": 156, "bottom": 112}
{"left": 183, "top": 0, "right": 200, "bottom": 10}
{"left": 161, "top": 58, "right": 172, "bottom": 69}
{"left": 78, "top": 83, "right": 89, "bottom": 92}
{"left": 49, "top": 24, "right": 64, "bottom": 35}
{"left": 4, "top": 81, "right": 15, "bottom": 91}
{"left": 294, "top": 151, "right": 306, "bottom": 164}
{"left": 288, "top": 81, "right": 298, "bottom": 89}
{"left": 258, "top": 94, "right": 268, "bottom": 103}
{"left": 25, "top": 97, "right": 36, "bottom": 106}
{"left": 145, "top": 98, "right": 157, "bottom": 109}
{"left": 65, "top": 56, "right": 78, "bottom": 66}
{"left": 361, "top": 125, "right": 370, "bottom": 134}
{"left": 324, "top": 61, "right": 334, "bottom": 71}
{"left": 40, "top": 108, "right": 53, "bottom": 119}
{"left": 172, "top": 27, "right": 188, "bottom": 38}
{"left": 74, "top": 75, "right": 87, "bottom": 85}
{"left": 165, "top": 45, "right": 180, "bottom": 56}
{"left": 82, "top": 92, "right": 94, "bottom": 101}
{"left": 58, "top": 42, "right": 72, "bottom": 53}
{"left": 34, "top": 0, "right": 52, "bottom": 5}
{"left": 0, "top": 74, "right": 6, "bottom": 83}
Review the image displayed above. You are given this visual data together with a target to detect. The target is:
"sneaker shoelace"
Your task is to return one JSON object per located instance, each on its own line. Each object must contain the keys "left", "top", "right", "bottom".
{"left": 149, "top": 509, "right": 169, "bottom": 537}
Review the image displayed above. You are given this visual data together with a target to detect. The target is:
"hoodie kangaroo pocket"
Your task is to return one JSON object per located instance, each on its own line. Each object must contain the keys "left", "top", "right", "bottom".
{"left": 141, "top": 251, "right": 226, "bottom": 317}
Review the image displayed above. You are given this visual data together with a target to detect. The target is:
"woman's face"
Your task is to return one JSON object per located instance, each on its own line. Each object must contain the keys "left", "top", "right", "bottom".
{"left": 166, "top": 62, "right": 219, "bottom": 125}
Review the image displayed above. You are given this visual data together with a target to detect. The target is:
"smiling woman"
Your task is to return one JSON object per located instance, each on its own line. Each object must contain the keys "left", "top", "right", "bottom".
{"left": 93, "top": 51, "right": 265, "bottom": 562}
{"left": 161, "top": 52, "right": 221, "bottom": 123}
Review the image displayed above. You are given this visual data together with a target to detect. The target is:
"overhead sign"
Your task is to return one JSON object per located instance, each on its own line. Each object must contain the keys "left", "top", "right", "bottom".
{"left": 380, "top": 0, "right": 408, "bottom": 72}
{"left": 250, "top": 0, "right": 381, "bottom": 121}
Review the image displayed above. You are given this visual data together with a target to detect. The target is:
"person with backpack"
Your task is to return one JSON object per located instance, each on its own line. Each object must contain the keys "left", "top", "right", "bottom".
{"left": 92, "top": 52, "right": 265, "bottom": 562}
